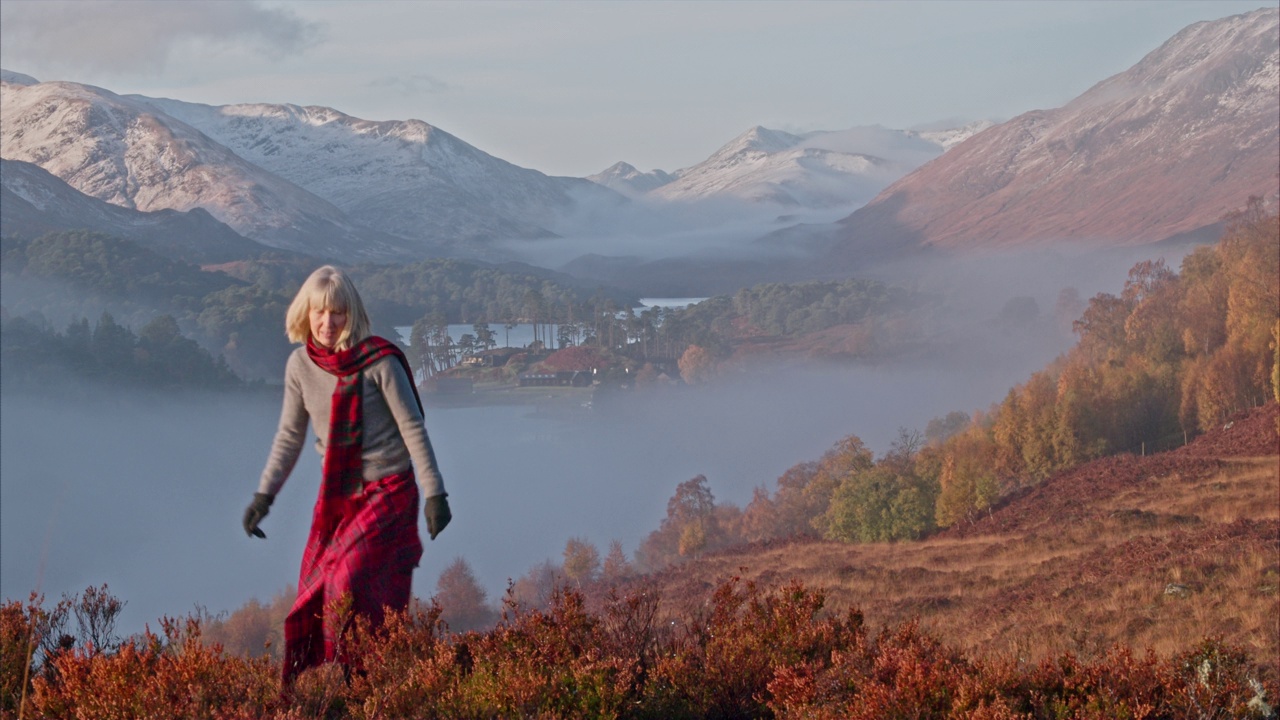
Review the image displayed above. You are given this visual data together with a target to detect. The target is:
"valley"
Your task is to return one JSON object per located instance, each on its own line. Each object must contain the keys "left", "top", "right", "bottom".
{"left": 1, "top": 4, "right": 1277, "bottom": 717}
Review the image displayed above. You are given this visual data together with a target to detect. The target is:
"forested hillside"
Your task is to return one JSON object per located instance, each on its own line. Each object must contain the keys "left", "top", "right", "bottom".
{"left": 659, "top": 277, "right": 922, "bottom": 359}
{"left": 0, "top": 231, "right": 638, "bottom": 382}
{"left": 0, "top": 310, "right": 241, "bottom": 391}
{"left": 630, "top": 201, "right": 1278, "bottom": 564}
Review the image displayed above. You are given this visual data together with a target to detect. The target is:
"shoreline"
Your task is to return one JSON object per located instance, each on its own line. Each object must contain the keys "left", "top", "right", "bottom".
{"left": 421, "top": 383, "right": 596, "bottom": 411}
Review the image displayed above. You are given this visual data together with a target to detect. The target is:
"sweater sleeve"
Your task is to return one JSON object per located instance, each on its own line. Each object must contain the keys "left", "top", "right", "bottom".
{"left": 257, "top": 352, "right": 309, "bottom": 496}
{"left": 371, "top": 357, "right": 447, "bottom": 498}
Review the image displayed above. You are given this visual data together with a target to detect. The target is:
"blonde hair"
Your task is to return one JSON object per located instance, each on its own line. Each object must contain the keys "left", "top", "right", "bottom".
{"left": 285, "top": 265, "right": 372, "bottom": 350}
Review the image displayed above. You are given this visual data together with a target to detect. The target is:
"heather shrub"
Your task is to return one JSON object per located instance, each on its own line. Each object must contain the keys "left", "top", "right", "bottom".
{"left": 645, "top": 577, "right": 864, "bottom": 718}
{"left": 1166, "top": 638, "right": 1276, "bottom": 719}
{"left": 6, "top": 578, "right": 1274, "bottom": 718}
{"left": 338, "top": 601, "right": 467, "bottom": 718}
{"left": 2, "top": 586, "right": 131, "bottom": 717}
{"left": 454, "top": 585, "right": 639, "bottom": 718}
{"left": 284, "top": 662, "right": 348, "bottom": 720}
{"left": 1018, "top": 646, "right": 1171, "bottom": 719}
{"left": 0, "top": 594, "right": 70, "bottom": 716}
{"left": 767, "top": 619, "right": 985, "bottom": 720}
{"left": 30, "top": 615, "right": 278, "bottom": 719}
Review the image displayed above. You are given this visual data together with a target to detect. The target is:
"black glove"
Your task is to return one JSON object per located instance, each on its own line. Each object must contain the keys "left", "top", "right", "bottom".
{"left": 425, "top": 494, "right": 451, "bottom": 540}
{"left": 243, "top": 493, "right": 274, "bottom": 539}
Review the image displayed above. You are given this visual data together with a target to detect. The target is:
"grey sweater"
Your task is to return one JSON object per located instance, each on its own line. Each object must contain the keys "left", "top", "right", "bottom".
{"left": 258, "top": 346, "right": 446, "bottom": 499}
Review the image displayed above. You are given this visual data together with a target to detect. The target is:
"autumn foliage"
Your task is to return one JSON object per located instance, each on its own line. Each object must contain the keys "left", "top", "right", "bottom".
{"left": 927, "top": 202, "right": 1278, "bottom": 523}
{"left": 720, "top": 204, "right": 1279, "bottom": 542}
{"left": 3, "top": 578, "right": 1274, "bottom": 718}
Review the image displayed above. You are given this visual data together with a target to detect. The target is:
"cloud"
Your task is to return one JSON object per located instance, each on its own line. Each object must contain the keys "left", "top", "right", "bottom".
{"left": 0, "top": 0, "right": 321, "bottom": 77}
{"left": 367, "top": 73, "right": 452, "bottom": 97}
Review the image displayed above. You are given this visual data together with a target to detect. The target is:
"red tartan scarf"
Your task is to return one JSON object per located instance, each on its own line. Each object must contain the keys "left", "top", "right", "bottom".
{"left": 306, "top": 335, "right": 421, "bottom": 498}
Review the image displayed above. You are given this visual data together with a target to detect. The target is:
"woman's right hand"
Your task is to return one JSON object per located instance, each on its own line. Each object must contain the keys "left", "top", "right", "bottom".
{"left": 243, "top": 493, "right": 274, "bottom": 538}
{"left": 425, "top": 494, "right": 451, "bottom": 540}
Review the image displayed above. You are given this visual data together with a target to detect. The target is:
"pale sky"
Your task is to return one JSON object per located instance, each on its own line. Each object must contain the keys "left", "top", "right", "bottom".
{"left": 0, "top": 0, "right": 1269, "bottom": 177}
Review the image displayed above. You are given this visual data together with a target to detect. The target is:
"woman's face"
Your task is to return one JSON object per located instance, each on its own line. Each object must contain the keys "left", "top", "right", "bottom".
{"left": 309, "top": 304, "right": 348, "bottom": 349}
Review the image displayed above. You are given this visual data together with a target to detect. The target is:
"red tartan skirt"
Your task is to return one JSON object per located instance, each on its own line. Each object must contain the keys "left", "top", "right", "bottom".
{"left": 282, "top": 469, "right": 423, "bottom": 685}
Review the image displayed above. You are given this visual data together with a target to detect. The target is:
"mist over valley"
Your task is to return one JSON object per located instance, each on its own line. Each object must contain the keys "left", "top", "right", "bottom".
{"left": 0, "top": 6, "right": 1276, "bottom": 713}
{"left": 0, "top": 297, "right": 1074, "bottom": 635}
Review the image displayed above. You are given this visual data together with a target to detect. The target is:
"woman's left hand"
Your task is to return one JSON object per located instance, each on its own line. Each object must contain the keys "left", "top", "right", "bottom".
{"left": 243, "top": 493, "right": 274, "bottom": 538}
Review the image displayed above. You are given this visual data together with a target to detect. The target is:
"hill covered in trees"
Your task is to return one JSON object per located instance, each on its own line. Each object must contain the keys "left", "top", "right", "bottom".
{"left": 618, "top": 203, "right": 1277, "bottom": 566}
{"left": 0, "top": 310, "right": 241, "bottom": 392}
{"left": 0, "top": 230, "right": 639, "bottom": 382}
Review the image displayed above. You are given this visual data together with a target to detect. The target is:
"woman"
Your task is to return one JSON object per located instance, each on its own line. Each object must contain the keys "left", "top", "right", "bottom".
{"left": 241, "top": 265, "right": 451, "bottom": 685}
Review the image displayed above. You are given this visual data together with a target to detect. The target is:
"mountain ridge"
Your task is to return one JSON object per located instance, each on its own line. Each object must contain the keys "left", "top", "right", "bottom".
{"left": 0, "top": 158, "right": 275, "bottom": 264}
{"left": 130, "top": 95, "right": 627, "bottom": 252}
{"left": 0, "top": 78, "right": 417, "bottom": 260}
{"left": 827, "top": 6, "right": 1279, "bottom": 261}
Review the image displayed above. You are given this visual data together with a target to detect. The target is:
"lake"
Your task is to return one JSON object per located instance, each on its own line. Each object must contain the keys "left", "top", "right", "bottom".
{"left": 0, "top": 334, "right": 1053, "bottom": 636}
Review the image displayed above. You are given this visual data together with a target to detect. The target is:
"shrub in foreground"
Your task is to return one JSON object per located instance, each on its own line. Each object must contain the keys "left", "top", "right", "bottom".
{"left": 4, "top": 580, "right": 1274, "bottom": 719}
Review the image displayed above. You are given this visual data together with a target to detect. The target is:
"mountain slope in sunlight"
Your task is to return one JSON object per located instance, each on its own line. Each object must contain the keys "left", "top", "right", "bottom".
{"left": 643, "top": 402, "right": 1278, "bottom": 668}
{"left": 132, "top": 96, "right": 626, "bottom": 253}
{"left": 0, "top": 158, "right": 272, "bottom": 264}
{"left": 0, "top": 77, "right": 416, "bottom": 260}
{"left": 829, "top": 7, "right": 1279, "bottom": 258}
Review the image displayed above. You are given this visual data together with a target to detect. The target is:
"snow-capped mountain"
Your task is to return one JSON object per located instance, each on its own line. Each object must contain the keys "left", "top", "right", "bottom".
{"left": 1, "top": 158, "right": 272, "bottom": 264}
{"left": 0, "top": 77, "right": 414, "bottom": 259}
{"left": 129, "top": 96, "right": 625, "bottom": 248}
{"left": 586, "top": 162, "right": 675, "bottom": 197}
{"left": 626, "top": 124, "right": 952, "bottom": 210}
{"left": 830, "top": 7, "right": 1280, "bottom": 256}
{"left": 909, "top": 120, "right": 996, "bottom": 151}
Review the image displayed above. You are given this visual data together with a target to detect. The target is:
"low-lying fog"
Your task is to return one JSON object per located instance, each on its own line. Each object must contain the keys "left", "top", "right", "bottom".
{"left": 2, "top": 341, "right": 1050, "bottom": 636}
{"left": 0, "top": 240, "right": 1196, "bottom": 637}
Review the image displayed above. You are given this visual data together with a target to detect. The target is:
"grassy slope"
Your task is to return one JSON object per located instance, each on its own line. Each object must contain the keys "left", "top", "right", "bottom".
{"left": 642, "top": 402, "right": 1279, "bottom": 677}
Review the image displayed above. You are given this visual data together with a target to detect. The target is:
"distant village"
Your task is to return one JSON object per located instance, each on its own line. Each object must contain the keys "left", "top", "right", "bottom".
{"left": 421, "top": 342, "right": 683, "bottom": 400}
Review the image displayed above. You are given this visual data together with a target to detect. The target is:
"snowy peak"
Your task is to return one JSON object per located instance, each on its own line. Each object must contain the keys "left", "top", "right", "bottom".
{"left": 0, "top": 77, "right": 409, "bottom": 259}
{"left": 1079, "top": 7, "right": 1279, "bottom": 108}
{"left": 137, "top": 97, "right": 456, "bottom": 163}
{"left": 132, "top": 95, "right": 619, "bottom": 248}
{"left": 586, "top": 161, "right": 675, "bottom": 196}
{"left": 713, "top": 125, "right": 805, "bottom": 158}
{"left": 910, "top": 120, "right": 996, "bottom": 151}
{"left": 831, "top": 7, "right": 1280, "bottom": 256}
{"left": 648, "top": 123, "right": 955, "bottom": 209}
{"left": 1064, "top": 6, "right": 1279, "bottom": 127}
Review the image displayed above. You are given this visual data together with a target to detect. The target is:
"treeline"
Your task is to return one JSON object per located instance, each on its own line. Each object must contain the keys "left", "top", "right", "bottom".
{"left": 0, "top": 310, "right": 242, "bottom": 391}
{"left": 0, "top": 231, "right": 633, "bottom": 381}
{"left": 0, "top": 230, "right": 240, "bottom": 310}
{"left": 350, "top": 259, "right": 634, "bottom": 326}
{"left": 655, "top": 277, "right": 921, "bottom": 356}
{"left": 1, "top": 231, "right": 294, "bottom": 380}
{"left": 375, "top": 266, "right": 923, "bottom": 378}
{"left": 627, "top": 203, "right": 1279, "bottom": 563}
{"left": 1, "top": 231, "right": 928, "bottom": 386}
{"left": 727, "top": 278, "right": 912, "bottom": 336}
